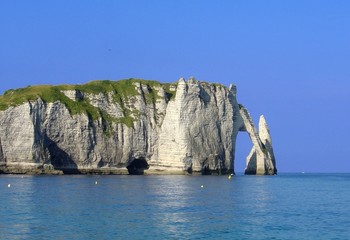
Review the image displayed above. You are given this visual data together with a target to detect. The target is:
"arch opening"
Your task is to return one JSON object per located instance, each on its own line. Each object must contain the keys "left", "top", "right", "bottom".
{"left": 234, "top": 133, "right": 252, "bottom": 175}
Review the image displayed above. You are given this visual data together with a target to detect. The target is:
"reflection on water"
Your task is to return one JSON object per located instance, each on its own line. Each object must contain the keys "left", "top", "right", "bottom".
{"left": 1, "top": 174, "right": 350, "bottom": 239}
{"left": 147, "top": 179, "right": 193, "bottom": 236}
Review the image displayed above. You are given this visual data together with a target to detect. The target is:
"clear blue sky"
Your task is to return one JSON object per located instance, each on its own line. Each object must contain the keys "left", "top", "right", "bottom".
{"left": 1, "top": 0, "right": 349, "bottom": 173}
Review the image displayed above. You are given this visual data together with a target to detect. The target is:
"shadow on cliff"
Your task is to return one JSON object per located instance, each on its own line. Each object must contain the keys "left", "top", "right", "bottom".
{"left": 0, "top": 138, "right": 5, "bottom": 165}
{"left": 45, "top": 136, "right": 79, "bottom": 174}
{"left": 199, "top": 88, "right": 211, "bottom": 106}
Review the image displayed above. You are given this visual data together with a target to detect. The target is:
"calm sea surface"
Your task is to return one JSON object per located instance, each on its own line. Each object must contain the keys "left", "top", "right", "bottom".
{"left": 0, "top": 173, "right": 349, "bottom": 239}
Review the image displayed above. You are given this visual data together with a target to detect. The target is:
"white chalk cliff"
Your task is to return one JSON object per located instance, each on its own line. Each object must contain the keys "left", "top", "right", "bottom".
{"left": 0, "top": 78, "right": 277, "bottom": 175}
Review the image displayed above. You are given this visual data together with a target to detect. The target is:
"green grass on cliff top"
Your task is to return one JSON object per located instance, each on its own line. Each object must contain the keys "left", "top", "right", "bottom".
{"left": 0, "top": 79, "right": 177, "bottom": 128}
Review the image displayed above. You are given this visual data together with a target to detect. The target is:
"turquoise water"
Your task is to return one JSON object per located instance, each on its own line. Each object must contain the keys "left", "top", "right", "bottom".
{"left": 1, "top": 173, "right": 349, "bottom": 239}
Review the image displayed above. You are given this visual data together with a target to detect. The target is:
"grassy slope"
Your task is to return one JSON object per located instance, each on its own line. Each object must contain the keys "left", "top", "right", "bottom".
{"left": 0, "top": 79, "right": 177, "bottom": 128}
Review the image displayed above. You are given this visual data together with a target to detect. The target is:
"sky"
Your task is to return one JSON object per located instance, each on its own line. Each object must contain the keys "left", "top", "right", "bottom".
{"left": 1, "top": 0, "right": 349, "bottom": 173}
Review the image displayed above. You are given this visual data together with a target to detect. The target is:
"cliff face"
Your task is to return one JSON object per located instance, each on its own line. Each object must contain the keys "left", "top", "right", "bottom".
{"left": 0, "top": 78, "right": 277, "bottom": 175}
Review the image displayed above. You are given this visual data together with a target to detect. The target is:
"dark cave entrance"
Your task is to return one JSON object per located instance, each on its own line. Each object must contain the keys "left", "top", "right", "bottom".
{"left": 127, "top": 158, "right": 149, "bottom": 175}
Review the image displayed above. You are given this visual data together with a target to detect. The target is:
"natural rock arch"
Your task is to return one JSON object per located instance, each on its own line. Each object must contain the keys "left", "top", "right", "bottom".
{"left": 238, "top": 105, "right": 277, "bottom": 175}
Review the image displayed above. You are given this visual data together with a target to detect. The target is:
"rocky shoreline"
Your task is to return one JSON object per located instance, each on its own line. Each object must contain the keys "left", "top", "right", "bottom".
{"left": 0, "top": 164, "right": 231, "bottom": 175}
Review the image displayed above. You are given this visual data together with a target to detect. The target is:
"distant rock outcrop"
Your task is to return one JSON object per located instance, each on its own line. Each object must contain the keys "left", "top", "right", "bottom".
{"left": 239, "top": 106, "right": 277, "bottom": 175}
{"left": 0, "top": 78, "right": 277, "bottom": 175}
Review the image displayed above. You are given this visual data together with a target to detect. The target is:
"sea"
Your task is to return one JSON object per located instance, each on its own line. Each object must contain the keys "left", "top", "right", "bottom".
{"left": 0, "top": 173, "right": 349, "bottom": 240}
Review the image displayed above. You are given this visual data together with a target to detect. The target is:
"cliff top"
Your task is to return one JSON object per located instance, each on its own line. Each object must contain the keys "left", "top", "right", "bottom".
{"left": 0, "top": 78, "right": 227, "bottom": 128}
{"left": 0, "top": 78, "right": 227, "bottom": 111}
{"left": 0, "top": 79, "right": 173, "bottom": 111}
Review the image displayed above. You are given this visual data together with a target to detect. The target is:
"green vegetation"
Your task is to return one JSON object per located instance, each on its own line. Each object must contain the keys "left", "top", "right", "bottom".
{"left": 0, "top": 79, "right": 178, "bottom": 129}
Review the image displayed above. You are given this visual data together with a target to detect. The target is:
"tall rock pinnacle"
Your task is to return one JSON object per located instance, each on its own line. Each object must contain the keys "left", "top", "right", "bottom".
{"left": 239, "top": 107, "right": 277, "bottom": 175}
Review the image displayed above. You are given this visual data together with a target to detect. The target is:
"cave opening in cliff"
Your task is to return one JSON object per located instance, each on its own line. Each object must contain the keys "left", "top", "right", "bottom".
{"left": 127, "top": 158, "right": 149, "bottom": 175}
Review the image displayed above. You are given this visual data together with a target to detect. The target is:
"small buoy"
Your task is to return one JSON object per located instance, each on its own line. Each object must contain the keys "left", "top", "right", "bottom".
{"left": 230, "top": 173, "right": 234, "bottom": 176}
{"left": 7, "top": 184, "right": 11, "bottom": 188}
{"left": 228, "top": 175, "right": 232, "bottom": 180}
{"left": 200, "top": 185, "right": 204, "bottom": 188}
{"left": 95, "top": 181, "right": 98, "bottom": 185}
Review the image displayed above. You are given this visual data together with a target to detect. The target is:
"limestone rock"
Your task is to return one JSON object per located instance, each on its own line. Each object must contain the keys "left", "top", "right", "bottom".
{"left": 153, "top": 79, "right": 241, "bottom": 174}
{"left": 240, "top": 106, "right": 277, "bottom": 175}
{"left": 61, "top": 90, "right": 84, "bottom": 101}
{"left": 0, "top": 78, "right": 276, "bottom": 175}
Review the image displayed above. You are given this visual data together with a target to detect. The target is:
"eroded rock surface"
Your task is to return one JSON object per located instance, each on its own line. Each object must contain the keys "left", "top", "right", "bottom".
{"left": 0, "top": 78, "right": 277, "bottom": 175}
{"left": 239, "top": 106, "right": 277, "bottom": 175}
